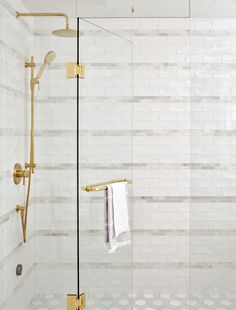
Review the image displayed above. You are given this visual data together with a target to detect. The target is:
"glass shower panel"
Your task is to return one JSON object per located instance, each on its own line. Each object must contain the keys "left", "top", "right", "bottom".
{"left": 78, "top": 19, "right": 133, "bottom": 308}
{"left": 190, "top": 18, "right": 236, "bottom": 307}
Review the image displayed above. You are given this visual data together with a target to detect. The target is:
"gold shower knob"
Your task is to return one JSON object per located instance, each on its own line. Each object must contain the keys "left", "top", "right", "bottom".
{"left": 13, "top": 163, "right": 29, "bottom": 185}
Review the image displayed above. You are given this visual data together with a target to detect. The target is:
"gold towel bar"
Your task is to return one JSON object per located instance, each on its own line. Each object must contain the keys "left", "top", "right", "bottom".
{"left": 81, "top": 179, "right": 132, "bottom": 192}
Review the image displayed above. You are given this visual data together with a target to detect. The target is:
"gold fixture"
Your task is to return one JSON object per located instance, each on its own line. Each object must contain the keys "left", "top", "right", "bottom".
{"left": 16, "top": 205, "right": 26, "bottom": 241}
{"left": 13, "top": 163, "right": 29, "bottom": 185}
{"left": 66, "top": 62, "right": 85, "bottom": 78}
{"left": 81, "top": 179, "right": 132, "bottom": 192}
{"left": 14, "top": 53, "right": 56, "bottom": 243}
{"left": 67, "top": 294, "right": 86, "bottom": 310}
{"left": 131, "top": 5, "right": 135, "bottom": 13}
{"left": 16, "top": 12, "right": 79, "bottom": 38}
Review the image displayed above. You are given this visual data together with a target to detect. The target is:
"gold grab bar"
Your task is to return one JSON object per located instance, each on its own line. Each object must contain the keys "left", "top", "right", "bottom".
{"left": 81, "top": 179, "right": 132, "bottom": 192}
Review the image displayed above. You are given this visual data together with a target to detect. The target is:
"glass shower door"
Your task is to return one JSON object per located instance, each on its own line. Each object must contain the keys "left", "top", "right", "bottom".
{"left": 78, "top": 19, "right": 133, "bottom": 308}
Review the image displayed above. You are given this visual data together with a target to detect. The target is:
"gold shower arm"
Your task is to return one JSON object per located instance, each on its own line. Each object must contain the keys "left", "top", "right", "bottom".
{"left": 16, "top": 12, "right": 70, "bottom": 29}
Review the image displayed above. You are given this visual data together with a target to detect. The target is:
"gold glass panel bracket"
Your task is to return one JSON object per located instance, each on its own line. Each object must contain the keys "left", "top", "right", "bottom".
{"left": 66, "top": 62, "right": 85, "bottom": 79}
{"left": 81, "top": 179, "right": 132, "bottom": 192}
{"left": 67, "top": 294, "right": 86, "bottom": 310}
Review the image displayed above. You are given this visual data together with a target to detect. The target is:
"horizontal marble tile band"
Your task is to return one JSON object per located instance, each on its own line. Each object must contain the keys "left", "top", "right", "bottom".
{"left": 37, "top": 163, "right": 236, "bottom": 171}
{"left": 31, "top": 261, "right": 236, "bottom": 271}
{"left": 0, "top": 209, "right": 16, "bottom": 226}
{"left": 0, "top": 264, "right": 34, "bottom": 310}
{"left": 80, "top": 129, "right": 236, "bottom": 137}
{"left": 78, "top": 262, "right": 236, "bottom": 269}
{"left": 1, "top": 0, "right": 31, "bottom": 33}
{"left": 3, "top": 128, "right": 236, "bottom": 137}
{"left": 0, "top": 38, "right": 26, "bottom": 62}
{"left": 37, "top": 163, "right": 76, "bottom": 170}
{"left": 35, "top": 262, "right": 77, "bottom": 270}
{"left": 37, "top": 96, "right": 76, "bottom": 103}
{"left": 80, "top": 95, "right": 188, "bottom": 103}
{"left": 35, "top": 130, "right": 76, "bottom": 137}
{"left": 34, "top": 229, "right": 236, "bottom": 237}
{"left": 32, "top": 196, "right": 236, "bottom": 204}
{"left": 0, "top": 232, "right": 33, "bottom": 268}
{"left": 35, "top": 230, "right": 76, "bottom": 237}
{"left": 35, "top": 29, "right": 236, "bottom": 37}
{"left": 80, "top": 163, "right": 236, "bottom": 170}
{"left": 0, "top": 83, "right": 26, "bottom": 99}
{"left": 0, "top": 128, "right": 26, "bottom": 137}
{"left": 37, "top": 95, "right": 236, "bottom": 104}
{"left": 39, "top": 62, "right": 236, "bottom": 71}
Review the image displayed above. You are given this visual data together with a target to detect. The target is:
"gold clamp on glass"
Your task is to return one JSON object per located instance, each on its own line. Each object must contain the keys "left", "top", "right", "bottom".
{"left": 67, "top": 294, "right": 86, "bottom": 310}
{"left": 81, "top": 179, "right": 132, "bottom": 192}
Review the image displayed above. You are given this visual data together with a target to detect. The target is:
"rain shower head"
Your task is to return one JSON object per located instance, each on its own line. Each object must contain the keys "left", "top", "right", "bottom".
{"left": 52, "top": 28, "right": 77, "bottom": 38}
{"left": 35, "top": 51, "right": 56, "bottom": 80}
{"left": 16, "top": 12, "right": 82, "bottom": 38}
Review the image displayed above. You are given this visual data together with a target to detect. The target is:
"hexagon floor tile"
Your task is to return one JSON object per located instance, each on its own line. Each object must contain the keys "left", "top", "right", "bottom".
{"left": 27, "top": 292, "right": 236, "bottom": 310}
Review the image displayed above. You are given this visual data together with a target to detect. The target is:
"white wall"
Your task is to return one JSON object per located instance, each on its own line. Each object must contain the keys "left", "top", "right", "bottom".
{"left": 84, "top": 18, "right": 236, "bottom": 306}
{"left": 2, "top": 0, "right": 236, "bottom": 308}
{"left": 0, "top": 0, "right": 34, "bottom": 309}
{"left": 22, "top": 0, "right": 236, "bottom": 18}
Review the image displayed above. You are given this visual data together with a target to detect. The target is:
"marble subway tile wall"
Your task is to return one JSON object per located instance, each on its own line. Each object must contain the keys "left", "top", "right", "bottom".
{"left": 90, "top": 18, "right": 191, "bottom": 294}
{"left": 91, "top": 18, "right": 236, "bottom": 303}
{"left": 0, "top": 0, "right": 34, "bottom": 309}
{"left": 32, "top": 17, "right": 133, "bottom": 298}
{"left": 131, "top": 18, "right": 191, "bottom": 294}
{"left": 190, "top": 18, "right": 236, "bottom": 301}
{"left": 25, "top": 13, "right": 236, "bottom": 308}
{"left": 79, "top": 20, "right": 133, "bottom": 297}
{"left": 32, "top": 17, "right": 77, "bottom": 294}
{"left": 32, "top": 16, "right": 192, "bottom": 297}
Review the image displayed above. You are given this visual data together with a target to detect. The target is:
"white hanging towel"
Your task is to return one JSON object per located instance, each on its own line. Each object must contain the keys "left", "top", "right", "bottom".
{"left": 105, "top": 182, "right": 131, "bottom": 253}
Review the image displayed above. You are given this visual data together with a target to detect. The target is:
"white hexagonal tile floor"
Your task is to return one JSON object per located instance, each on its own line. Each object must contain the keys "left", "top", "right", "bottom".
{"left": 27, "top": 293, "right": 236, "bottom": 310}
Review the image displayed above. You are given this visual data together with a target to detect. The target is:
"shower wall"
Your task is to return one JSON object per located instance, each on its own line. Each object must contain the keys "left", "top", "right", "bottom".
{"left": 190, "top": 18, "right": 236, "bottom": 302}
{"left": 92, "top": 18, "right": 191, "bottom": 297}
{"left": 0, "top": 0, "right": 34, "bottom": 309}
{"left": 131, "top": 18, "right": 190, "bottom": 295}
{"left": 1, "top": 0, "right": 236, "bottom": 307}
{"left": 31, "top": 17, "right": 77, "bottom": 295}
{"left": 92, "top": 17, "right": 236, "bottom": 305}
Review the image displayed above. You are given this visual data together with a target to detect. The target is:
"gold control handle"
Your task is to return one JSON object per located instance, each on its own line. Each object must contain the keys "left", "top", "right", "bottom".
{"left": 13, "top": 163, "right": 29, "bottom": 185}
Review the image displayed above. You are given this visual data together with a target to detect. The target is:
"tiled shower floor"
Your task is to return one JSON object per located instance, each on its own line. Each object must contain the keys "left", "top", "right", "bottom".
{"left": 27, "top": 293, "right": 236, "bottom": 310}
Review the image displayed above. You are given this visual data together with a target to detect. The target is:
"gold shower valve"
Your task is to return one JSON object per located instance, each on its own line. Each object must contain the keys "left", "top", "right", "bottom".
{"left": 13, "top": 163, "right": 29, "bottom": 185}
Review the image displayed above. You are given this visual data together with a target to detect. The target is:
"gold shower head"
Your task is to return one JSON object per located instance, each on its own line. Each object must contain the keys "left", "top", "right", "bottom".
{"left": 36, "top": 51, "right": 56, "bottom": 80}
{"left": 44, "top": 51, "right": 56, "bottom": 64}
{"left": 16, "top": 12, "right": 82, "bottom": 38}
{"left": 52, "top": 28, "right": 77, "bottom": 38}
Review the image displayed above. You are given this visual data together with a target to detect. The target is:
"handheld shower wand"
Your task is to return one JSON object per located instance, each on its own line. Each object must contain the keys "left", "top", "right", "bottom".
{"left": 14, "top": 51, "right": 56, "bottom": 243}
{"left": 35, "top": 51, "right": 56, "bottom": 80}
